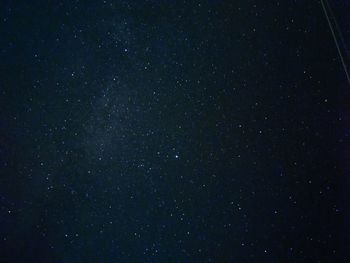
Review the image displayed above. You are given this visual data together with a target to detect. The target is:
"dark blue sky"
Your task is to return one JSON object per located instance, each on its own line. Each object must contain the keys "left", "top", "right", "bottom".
{"left": 0, "top": 1, "right": 349, "bottom": 262}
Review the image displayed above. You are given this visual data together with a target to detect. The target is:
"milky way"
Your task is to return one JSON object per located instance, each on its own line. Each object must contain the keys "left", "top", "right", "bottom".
{"left": 0, "top": 1, "right": 349, "bottom": 262}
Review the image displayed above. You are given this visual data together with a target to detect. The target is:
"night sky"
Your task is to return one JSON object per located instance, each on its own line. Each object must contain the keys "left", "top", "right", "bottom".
{"left": 1, "top": 1, "right": 350, "bottom": 262}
